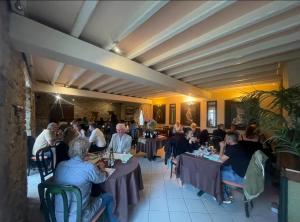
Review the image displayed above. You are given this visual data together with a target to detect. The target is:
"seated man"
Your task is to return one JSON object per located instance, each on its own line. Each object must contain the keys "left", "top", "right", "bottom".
{"left": 32, "top": 122, "right": 58, "bottom": 155}
{"left": 220, "top": 132, "right": 251, "bottom": 204}
{"left": 212, "top": 124, "right": 226, "bottom": 142}
{"left": 108, "top": 123, "right": 132, "bottom": 153}
{"left": 54, "top": 137, "right": 118, "bottom": 222}
{"left": 89, "top": 122, "right": 106, "bottom": 152}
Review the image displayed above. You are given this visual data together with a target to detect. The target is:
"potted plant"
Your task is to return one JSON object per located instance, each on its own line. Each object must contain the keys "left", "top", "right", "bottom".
{"left": 241, "top": 85, "right": 300, "bottom": 170}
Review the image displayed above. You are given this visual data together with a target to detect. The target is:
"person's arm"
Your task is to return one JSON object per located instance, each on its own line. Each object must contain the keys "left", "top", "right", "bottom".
{"left": 45, "top": 130, "right": 55, "bottom": 146}
{"left": 89, "top": 130, "right": 96, "bottom": 143}
{"left": 88, "top": 163, "right": 107, "bottom": 184}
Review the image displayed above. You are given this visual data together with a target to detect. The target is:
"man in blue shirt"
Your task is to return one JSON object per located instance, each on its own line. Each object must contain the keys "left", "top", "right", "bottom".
{"left": 54, "top": 137, "right": 118, "bottom": 222}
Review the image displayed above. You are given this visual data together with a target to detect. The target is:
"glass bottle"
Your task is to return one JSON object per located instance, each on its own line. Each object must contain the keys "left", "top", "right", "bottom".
{"left": 108, "top": 148, "right": 115, "bottom": 168}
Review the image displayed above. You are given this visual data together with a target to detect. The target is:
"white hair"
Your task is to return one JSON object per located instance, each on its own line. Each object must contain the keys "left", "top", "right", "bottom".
{"left": 68, "top": 137, "right": 90, "bottom": 159}
{"left": 47, "top": 122, "right": 58, "bottom": 130}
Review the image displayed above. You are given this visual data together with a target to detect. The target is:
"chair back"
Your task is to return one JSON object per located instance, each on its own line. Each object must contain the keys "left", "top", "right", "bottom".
{"left": 243, "top": 150, "right": 268, "bottom": 200}
{"left": 36, "top": 146, "right": 55, "bottom": 182}
{"left": 38, "top": 183, "right": 82, "bottom": 222}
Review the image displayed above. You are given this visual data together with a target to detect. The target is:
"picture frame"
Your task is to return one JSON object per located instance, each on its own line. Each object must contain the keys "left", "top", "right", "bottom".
{"left": 225, "top": 100, "right": 247, "bottom": 130}
{"left": 169, "top": 104, "right": 176, "bottom": 125}
{"left": 180, "top": 102, "right": 200, "bottom": 126}
{"left": 207, "top": 101, "right": 217, "bottom": 128}
{"left": 153, "top": 104, "right": 166, "bottom": 124}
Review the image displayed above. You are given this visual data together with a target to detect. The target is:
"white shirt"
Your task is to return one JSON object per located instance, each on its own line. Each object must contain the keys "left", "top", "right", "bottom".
{"left": 89, "top": 128, "right": 106, "bottom": 147}
{"left": 32, "top": 129, "right": 55, "bottom": 155}
{"left": 108, "top": 133, "right": 132, "bottom": 153}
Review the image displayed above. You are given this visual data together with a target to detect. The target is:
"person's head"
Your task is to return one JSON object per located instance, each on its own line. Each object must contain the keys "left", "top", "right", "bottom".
{"left": 68, "top": 137, "right": 90, "bottom": 159}
{"left": 175, "top": 121, "right": 180, "bottom": 126}
{"left": 245, "top": 125, "right": 256, "bottom": 138}
{"left": 225, "top": 132, "right": 238, "bottom": 145}
{"left": 230, "top": 124, "right": 237, "bottom": 132}
{"left": 116, "top": 123, "right": 126, "bottom": 135}
{"left": 217, "top": 124, "right": 224, "bottom": 130}
{"left": 185, "top": 128, "right": 193, "bottom": 139}
{"left": 89, "top": 122, "right": 97, "bottom": 131}
{"left": 47, "top": 122, "right": 58, "bottom": 132}
{"left": 190, "top": 123, "right": 197, "bottom": 132}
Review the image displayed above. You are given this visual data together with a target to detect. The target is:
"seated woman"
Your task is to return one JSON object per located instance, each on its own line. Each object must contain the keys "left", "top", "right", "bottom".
{"left": 199, "top": 129, "right": 209, "bottom": 145}
{"left": 240, "top": 125, "right": 259, "bottom": 142}
{"left": 54, "top": 137, "right": 118, "bottom": 222}
{"left": 173, "top": 128, "right": 199, "bottom": 157}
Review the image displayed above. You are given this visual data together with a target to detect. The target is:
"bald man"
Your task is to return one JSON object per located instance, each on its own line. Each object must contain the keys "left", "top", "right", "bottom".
{"left": 108, "top": 123, "right": 132, "bottom": 153}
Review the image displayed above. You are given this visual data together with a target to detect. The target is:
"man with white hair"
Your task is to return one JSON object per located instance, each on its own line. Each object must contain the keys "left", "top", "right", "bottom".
{"left": 54, "top": 137, "right": 118, "bottom": 222}
{"left": 32, "top": 122, "right": 58, "bottom": 155}
{"left": 108, "top": 123, "right": 132, "bottom": 153}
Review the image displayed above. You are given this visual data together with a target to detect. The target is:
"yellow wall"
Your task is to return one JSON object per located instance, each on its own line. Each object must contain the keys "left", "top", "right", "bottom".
{"left": 151, "top": 83, "right": 279, "bottom": 130}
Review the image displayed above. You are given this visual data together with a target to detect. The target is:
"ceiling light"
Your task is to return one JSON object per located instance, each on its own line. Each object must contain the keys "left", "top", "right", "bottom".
{"left": 55, "top": 94, "right": 61, "bottom": 100}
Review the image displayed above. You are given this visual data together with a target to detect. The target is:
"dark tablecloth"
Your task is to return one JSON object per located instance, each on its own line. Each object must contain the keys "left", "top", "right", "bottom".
{"left": 176, "top": 153, "right": 223, "bottom": 203}
{"left": 93, "top": 157, "right": 144, "bottom": 222}
{"left": 136, "top": 136, "right": 167, "bottom": 159}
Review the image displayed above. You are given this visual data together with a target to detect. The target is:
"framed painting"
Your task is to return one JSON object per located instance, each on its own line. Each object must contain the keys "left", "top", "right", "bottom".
{"left": 153, "top": 104, "right": 166, "bottom": 124}
{"left": 225, "top": 100, "right": 247, "bottom": 130}
{"left": 180, "top": 102, "right": 200, "bottom": 126}
{"left": 207, "top": 101, "right": 217, "bottom": 128}
{"left": 169, "top": 104, "right": 176, "bottom": 125}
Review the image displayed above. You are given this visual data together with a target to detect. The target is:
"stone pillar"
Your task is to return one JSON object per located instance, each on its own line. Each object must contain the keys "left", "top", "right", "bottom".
{"left": 0, "top": 2, "right": 27, "bottom": 221}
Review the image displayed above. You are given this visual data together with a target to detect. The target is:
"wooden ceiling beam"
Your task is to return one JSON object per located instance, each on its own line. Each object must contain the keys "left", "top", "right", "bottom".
{"left": 10, "top": 13, "right": 211, "bottom": 98}
{"left": 144, "top": 1, "right": 300, "bottom": 66}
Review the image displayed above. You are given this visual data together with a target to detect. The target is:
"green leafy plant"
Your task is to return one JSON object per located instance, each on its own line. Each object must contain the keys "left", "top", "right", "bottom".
{"left": 241, "top": 85, "right": 300, "bottom": 156}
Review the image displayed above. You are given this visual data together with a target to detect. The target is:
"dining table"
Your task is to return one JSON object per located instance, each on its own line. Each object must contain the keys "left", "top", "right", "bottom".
{"left": 136, "top": 135, "right": 167, "bottom": 160}
{"left": 87, "top": 154, "right": 144, "bottom": 222}
{"left": 176, "top": 152, "right": 224, "bottom": 203}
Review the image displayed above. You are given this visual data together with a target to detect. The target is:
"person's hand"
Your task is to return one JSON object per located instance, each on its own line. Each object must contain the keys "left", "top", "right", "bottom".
{"left": 96, "top": 161, "right": 106, "bottom": 172}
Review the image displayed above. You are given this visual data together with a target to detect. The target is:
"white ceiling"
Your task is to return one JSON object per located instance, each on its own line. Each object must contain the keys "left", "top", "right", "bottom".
{"left": 14, "top": 0, "right": 300, "bottom": 99}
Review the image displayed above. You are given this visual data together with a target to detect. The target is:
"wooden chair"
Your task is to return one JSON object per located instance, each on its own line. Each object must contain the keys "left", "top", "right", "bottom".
{"left": 36, "top": 146, "right": 55, "bottom": 183}
{"left": 222, "top": 181, "right": 253, "bottom": 217}
{"left": 38, "top": 183, "right": 105, "bottom": 222}
{"left": 222, "top": 150, "right": 267, "bottom": 217}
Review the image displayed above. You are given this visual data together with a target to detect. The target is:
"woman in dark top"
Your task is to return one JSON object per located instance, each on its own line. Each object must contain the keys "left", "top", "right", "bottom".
{"left": 199, "top": 129, "right": 209, "bottom": 145}
{"left": 176, "top": 128, "right": 199, "bottom": 156}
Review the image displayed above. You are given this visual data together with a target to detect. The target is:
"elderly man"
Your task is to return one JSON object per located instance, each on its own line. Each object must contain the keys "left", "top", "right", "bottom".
{"left": 54, "top": 137, "right": 118, "bottom": 222}
{"left": 32, "top": 122, "right": 58, "bottom": 155}
{"left": 108, "top": 123, "right": 132, "bottom": 153}
{"left": 89, "top": 122, "right": 106, "bottom": 152}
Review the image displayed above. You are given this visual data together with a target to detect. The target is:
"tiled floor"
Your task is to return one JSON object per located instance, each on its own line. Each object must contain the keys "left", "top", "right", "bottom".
{"left": 27, "top": 151, "right": 278, "bottom": 222}
{"left": 128, "top": 156, "right": 278, "bottom": 222}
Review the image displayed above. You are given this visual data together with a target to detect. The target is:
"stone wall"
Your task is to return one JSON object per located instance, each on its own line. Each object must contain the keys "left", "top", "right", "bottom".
{"left": 35, "top": 93, "right": 141, "bottom": 134}
{"left": 0, "top": 2, "right": 27, "bottom": 221}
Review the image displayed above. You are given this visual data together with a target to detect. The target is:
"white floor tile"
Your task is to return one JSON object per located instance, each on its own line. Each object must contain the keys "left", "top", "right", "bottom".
{"left": 189, "top": 213, "right": 212, "bottom": 222}
{"left": 184, "top": 198, "right": 207, "bottom": 213}
{"left": 167, "top": 198, "right": 188, "bottom": 212}
{"left": 149, "top": 211, "right": 170, "bottom": 222}
{"left": 150, "top": 197, "right": 169, "bottom": 211}
{"left": 169, "top": 212, "right": 191, "bottom": 222}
